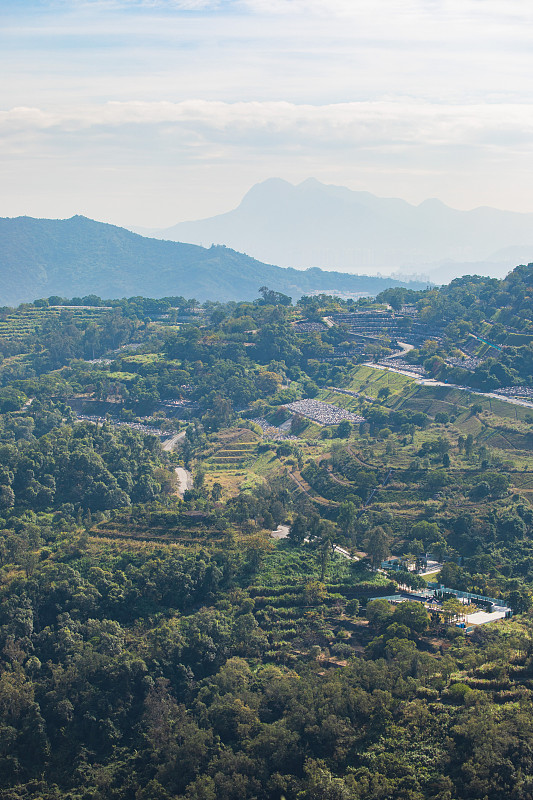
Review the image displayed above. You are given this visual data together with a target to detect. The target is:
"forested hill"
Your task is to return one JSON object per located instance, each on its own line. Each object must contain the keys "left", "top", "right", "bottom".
{"left": 376, "top": 264, "right": 533, "bottom": 390}
{"left": 379, "top": 264, "right": 533, "bottom": 333}
{"left": 0, "top": 215, "right": 425, "bottom": 305}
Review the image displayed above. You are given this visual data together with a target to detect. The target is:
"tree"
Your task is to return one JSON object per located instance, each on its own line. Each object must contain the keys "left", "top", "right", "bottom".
{"left": 410, "top": 520, "right": 439, "bottom": 549}
{"left": 304, "top": 580, "right": 328, "bottom": 605}
{"left": 289, "top": 514, "right": 307, "bottom": 545}
{"left": 507, "top": 588, "right": 532, "bottom": 613}
{"left": 365, "top": 526, "right": 389, "bottom": 569}
{"left": 392, "top": 601, "right": 429, "bottom": 635}
{"left": 336, "top": 420, "right": 352, "bottom": 438}
{"left": 258, "top": 286, "right": 292, "bottom": 306}
{"left": 255, "top": 371, "right": 281, "bottom": 396}
{"left": 313, "top": 520, "right": 338, "bottom": 581}
{"left": 423, "top": 470, "right": 449, "bottom": 493}
{"left": 337, "top": 501, "right": 358, "bottom": 539}
{"left": 441, "top": 597, "right": 465, "bottom": 624}
{"left": 0, "top": 485, "right": 15, "bottom": 509}
{"left": 438, "top": 562, "right": 468, "bottom": 590}
{"left": 366, "top": 598, "right": 393, "bottom": 629}
{"left": 345, "top": 598, "right": 360, "bottom": 617}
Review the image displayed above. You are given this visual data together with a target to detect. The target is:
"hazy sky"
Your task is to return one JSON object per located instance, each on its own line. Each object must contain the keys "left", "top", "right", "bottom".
{"left": 2, "top": 0, "right": 533, "bottom": 227}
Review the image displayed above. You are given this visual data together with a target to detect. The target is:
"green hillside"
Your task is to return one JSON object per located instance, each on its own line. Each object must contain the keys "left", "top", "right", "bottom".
{"left": 0, "top": 215, "right": 425, "bottom": 306}
{"left": 2, "top": 287, "right": 533, "bottom": 800}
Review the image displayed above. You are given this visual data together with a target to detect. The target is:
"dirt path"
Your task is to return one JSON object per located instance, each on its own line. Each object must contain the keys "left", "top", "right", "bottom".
{"left": 326, "top": 465, "right": 353, "bottom": 487}
{"left": 288, "top": 470, "right": 339, "bottom": 507}
{"left": 346, "top": 446, "right": 375, "bottom": 469}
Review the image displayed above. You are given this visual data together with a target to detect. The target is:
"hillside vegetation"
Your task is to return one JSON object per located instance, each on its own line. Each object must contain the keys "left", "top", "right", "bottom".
{"left": 0, "top": 215, "right": 424, "bottom": 306}
{"left": 1, "top": 275, "right": 533, "bottom": 799}
{"left": 377, "top": 266, "right": 533, "bottom": 390}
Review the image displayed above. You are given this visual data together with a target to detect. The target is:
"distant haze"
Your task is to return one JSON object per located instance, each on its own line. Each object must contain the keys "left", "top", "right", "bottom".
{"left": 134, "top": 179, "right": 533, "bottom": 282}
{"left": 3, "top": 2, "right": 533, "bottom": 227}
{"left": 0, "top": 215, "right": 427, "bottom": 307}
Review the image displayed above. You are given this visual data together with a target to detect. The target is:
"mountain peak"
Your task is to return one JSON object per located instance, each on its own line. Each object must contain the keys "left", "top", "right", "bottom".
{"left": 298, "top": 177, "right": 323, "bottom": 189}
{"left": 417, "top": 198, "right": 448, "bottom": 210}
{"left": 152, "top": 178, "right": 533, "bottom": 279}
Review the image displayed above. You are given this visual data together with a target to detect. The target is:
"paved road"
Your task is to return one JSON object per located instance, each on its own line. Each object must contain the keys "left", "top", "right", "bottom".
{"left": 389, "top": 341, "right": 414, "bottom": 359}
{"left": 363, "top": 363, "right": 533, "bottom": 410}
{"left": 300, "top": 535, "right": 359, "bottom": 561}
{"left": 175, "top": 467, "right": 193, "bottom": 497}
{"left": 333, "top": 544, "right": 358, "bottom": 561}
{"left": 162, "top": 430, "right": 186, "bottom": 451}
{"left": 271, "top": 524, "right": 290, "bottom": 539}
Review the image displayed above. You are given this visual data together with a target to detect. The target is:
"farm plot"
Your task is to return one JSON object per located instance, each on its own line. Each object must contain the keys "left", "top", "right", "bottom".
{"left": 204, "top": 428, "right": 260, "bottom": 471}
{"left": 0, "top": 305, "right": 109, "bottom": 338}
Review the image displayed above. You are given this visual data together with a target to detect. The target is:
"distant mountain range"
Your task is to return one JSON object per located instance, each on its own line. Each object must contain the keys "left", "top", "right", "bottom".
{"left": 136, "top": 178, "right": 533, "bottom": 281}
{"left": 0, "top": 215, "right": 426, "bottom": 306}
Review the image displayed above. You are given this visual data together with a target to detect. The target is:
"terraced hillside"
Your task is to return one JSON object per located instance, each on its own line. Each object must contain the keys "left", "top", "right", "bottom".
{"left": 205, "top": 428, "right": 260, "bottom": 470}
{"left": 0, "top": 303, "right": 111, "bottom": 338}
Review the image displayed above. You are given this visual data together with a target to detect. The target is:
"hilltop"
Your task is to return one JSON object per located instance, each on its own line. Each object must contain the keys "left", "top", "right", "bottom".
{"left": 0, "top": 215, "right": 425, "bottom": 306}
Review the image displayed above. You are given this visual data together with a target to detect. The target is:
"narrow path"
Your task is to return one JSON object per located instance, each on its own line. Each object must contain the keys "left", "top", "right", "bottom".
{"left": 288, "top": 470, "right": 338, "bottom": 507}
{"left": 326, "top": 465, "right": 353, "bottom": 487}
{"left": 346, "top": 445, "right": 375, "bottom": 469}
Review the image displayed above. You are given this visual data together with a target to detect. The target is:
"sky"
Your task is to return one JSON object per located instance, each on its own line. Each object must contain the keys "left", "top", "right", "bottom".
{"left": 2, "top": 0, "right": 533, "bottom": 227}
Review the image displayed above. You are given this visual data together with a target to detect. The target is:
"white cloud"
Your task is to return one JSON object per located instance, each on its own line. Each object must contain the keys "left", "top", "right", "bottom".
{"left": 2, "top": 1, "right": 533, "bottom": 224}
{"left": 2, "top": 100, "right": 533, "bottom": 151}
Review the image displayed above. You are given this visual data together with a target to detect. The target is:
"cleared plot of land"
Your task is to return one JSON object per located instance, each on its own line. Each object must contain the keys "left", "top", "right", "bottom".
{"left": 203, "top": 468, "right": 265, "bottom": 499}
{"left": 347, "top": 365, "right": 415, "bottom": 396}
{"left": 200, "top": 428, "right": 279, "bottom": 499}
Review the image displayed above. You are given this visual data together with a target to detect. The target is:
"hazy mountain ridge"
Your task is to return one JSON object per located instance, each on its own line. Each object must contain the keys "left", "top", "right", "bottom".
{"left": 0, "top": 215, "right": 425, "bottom": 306}
{"left": 143, "top": 178, "right": 533, "bottom": 279}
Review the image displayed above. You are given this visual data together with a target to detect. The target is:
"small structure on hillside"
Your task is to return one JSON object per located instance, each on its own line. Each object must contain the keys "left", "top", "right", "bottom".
{"left": 379, "top": 585, "right": 512, "bottom": 628}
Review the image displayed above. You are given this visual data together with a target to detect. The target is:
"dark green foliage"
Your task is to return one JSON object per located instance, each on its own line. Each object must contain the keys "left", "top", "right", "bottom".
{"left": 1, "top": 287, "right": 533, "bottom": 800}
{"left": 379, "top": 264, "right": 533, "bottom": 387}
{"left": 0, "top": 420, "right": 167, "bottom": 512}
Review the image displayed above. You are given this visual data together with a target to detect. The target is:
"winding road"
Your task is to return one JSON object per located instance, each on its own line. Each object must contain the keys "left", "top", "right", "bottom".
{"left": 162, "top": 430, "right": 186, "bottom": 451}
